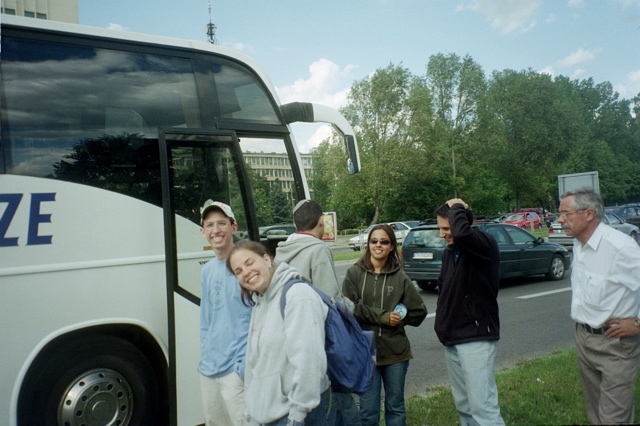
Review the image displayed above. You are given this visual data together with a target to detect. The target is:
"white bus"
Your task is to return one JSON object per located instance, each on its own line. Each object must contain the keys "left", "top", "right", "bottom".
{"left": 0, "top": 15, "right": 360, "bottom": 425}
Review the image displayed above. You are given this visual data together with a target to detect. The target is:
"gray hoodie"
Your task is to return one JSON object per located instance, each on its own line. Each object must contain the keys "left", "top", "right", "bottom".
{"left": 244, "top": 262, "right": 329, "bottom": 424}
{"left": 275, "top": 233, "right": 344, "bottom": 300}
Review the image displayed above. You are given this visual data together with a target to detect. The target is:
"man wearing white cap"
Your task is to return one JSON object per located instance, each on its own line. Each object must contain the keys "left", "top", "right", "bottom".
{"left": 198, "top": 200, "right": 252, "bottom": 425}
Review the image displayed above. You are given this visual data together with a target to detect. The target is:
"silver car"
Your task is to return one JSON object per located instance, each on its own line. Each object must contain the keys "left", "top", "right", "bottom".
{"left": 548, "top": 212, "right": 640, "bottom": 247}
{"left": 348, "top": 221, "right": 414, "bottom": 250}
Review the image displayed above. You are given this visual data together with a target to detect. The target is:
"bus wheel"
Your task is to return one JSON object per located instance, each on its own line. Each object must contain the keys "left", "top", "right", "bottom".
{"left": 18, "top": 335, "right": 163, "bottom": 426}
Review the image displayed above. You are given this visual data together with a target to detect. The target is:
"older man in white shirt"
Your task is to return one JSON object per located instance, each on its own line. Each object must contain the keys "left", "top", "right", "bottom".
{"left": 559, "top": 187, "right": 640, "bottom": 425}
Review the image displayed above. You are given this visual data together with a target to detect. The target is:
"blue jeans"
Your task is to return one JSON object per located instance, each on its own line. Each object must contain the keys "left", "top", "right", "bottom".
{"left": 444, "top": 341, "right": 504, "bottom": 426}
{"left": 334, "top": 391, "right": 361, "bottom": 425}
{"left": 358, "top": 361, "right": 409, "bottom": 426}
{"left": 265, "top": 387, "right": 336, "bottom": 426}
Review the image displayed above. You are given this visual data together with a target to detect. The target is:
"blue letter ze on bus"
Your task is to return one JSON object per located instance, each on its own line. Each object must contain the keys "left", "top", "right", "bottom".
{"left": 0, "top": 192, "right": 55, "bottom": 247}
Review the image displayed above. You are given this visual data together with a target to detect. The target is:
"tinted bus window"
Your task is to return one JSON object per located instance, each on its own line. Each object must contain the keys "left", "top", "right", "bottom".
{"left": 1, "top": 36, "right": 285, "bottom": 209}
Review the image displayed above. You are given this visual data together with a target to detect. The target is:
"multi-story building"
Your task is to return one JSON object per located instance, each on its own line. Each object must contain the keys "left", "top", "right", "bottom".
{"left": 244, "top": 152, "right": 313, "bottom": 194}
{"left": 1, "top": 0, "right": 78, "bottom": 23}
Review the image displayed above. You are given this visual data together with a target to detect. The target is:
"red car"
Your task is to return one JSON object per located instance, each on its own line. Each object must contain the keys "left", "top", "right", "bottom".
{"left": 504, "top": 212, "right": 541, "bottom": 229}
{"left": 519, "top": 207, "right": 552, "bottom": 218}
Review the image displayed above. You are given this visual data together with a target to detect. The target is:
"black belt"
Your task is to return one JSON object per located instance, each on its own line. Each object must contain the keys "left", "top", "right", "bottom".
{"left": 580, "top": 323, "right": 606, "bottom": 335}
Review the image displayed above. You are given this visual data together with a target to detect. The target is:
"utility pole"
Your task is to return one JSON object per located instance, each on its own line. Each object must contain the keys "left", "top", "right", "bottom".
{"left": 206, "top": 1, "right": 217, "bottom": 44}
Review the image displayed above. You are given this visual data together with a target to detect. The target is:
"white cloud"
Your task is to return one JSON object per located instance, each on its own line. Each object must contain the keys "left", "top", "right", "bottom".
{"left": 276, "top": 59, "right": 356, "bottom": 152}
{"left": 106, "top": 23, "right": 127, "bottom": 31}
{"left": 557, "top": 47, "right": 602, "bottom": 67}
{"left": 539, "top": 66, "right": 556, "bottom": 77}
{"left": 571, "top": 69, "right": 586, "bottom": 79}
{"left": 307, "top": 125, "right": 334, "bottom": 150}
{"left": 567, "top": 0, "right": 584, "bottom": 8}
{"left": 275, "top": 59, "right": 355, "bottom": 110}
{"left": 456, "top": 0, "right": 541, "bottom": 35}
{"left": 614, "top": 69, "right": 640, "bottom": 98}
{"left": 612, "top": 0, "right": 640, "bottom": 7}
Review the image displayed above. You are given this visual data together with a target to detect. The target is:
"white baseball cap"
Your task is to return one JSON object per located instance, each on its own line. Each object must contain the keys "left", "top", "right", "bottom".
{"left": 200, "top": 200, "right": 235, "bottom": 223}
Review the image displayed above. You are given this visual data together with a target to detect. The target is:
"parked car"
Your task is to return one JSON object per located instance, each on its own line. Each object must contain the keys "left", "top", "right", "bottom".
{"left": 259, "top": 224, "right": 296, "bottom": 242}
{"left": 403, "top": 220, "right": 422, "bottom": 228}
{"left": 520, "top": 207, "right": 553, "bottom": 218}
{"left": 402, "top": 222, "right": 569, "bottom": 291}
{"left": 503, "top": 212, "right": 542, "bottom": 229}
{"left": 348, "top": 221, "right": 414, "bottom": 250}
{"left": 548, "top": 212, "right": 640, "bottom": 247}
{"left": 605, "top": 204, "right": 640, "bottom": 228}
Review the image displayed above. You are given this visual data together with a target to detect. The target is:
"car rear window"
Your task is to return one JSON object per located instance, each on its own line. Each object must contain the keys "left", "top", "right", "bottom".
{"left": 404, "top": 229, "right": 444, "bottom": 248}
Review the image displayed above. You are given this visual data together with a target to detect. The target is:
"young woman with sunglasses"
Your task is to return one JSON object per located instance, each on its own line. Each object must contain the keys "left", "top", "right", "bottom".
{"left": 342, "top": 224, "right": 427, "bottom": 426}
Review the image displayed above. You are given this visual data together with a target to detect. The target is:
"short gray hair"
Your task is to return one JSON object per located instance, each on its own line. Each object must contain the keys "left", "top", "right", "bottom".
{"left": 561, "top": 187, "right": 604, "bottom": 221}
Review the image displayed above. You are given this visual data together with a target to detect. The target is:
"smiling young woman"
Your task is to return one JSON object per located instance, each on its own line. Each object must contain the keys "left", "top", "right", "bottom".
{"left": 226, "top": 240, "right": 335, "bottom": 425}
{"left": 342, "top": 224, "right": 428, "bottom": 425}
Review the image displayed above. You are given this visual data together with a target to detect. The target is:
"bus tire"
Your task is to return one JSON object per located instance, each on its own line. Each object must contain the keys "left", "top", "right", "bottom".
{"left": 18, "top": 335, "right": 164, "bottom": 426}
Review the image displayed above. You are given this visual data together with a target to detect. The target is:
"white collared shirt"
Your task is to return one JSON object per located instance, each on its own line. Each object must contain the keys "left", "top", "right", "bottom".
{"left": 571, "top": 222, "right": 640, "bottom": 328}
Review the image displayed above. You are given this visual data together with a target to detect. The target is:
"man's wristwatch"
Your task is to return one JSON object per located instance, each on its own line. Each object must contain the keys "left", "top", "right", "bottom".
{"left": 634, "top": 318, "right": 640, "bottom": 329}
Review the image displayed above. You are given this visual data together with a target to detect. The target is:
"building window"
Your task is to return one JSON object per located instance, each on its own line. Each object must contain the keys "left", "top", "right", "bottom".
{"left": 37, "top": 13, "right": 47, "bottom": 19}
{"left": 24, "top": 10, "right": 35, "bottom": 17}
{"left": 3, "top": 8, "right": 16, "bottom": 14}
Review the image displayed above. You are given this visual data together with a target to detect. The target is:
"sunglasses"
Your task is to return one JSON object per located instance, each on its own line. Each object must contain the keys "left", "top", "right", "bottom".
{"left": 369, "top": 238, "right": 391, "bottom": 245}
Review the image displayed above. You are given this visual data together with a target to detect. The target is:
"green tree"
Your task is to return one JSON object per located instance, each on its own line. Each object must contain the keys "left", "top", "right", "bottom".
{"left": 483, "top": 69, "right": 582, "bottom": 208}
{"left": 425, "top": 53, "right": 486, "bottom": 197}
{"left": 341, "top": 63, "right": 416, "bottom": 225}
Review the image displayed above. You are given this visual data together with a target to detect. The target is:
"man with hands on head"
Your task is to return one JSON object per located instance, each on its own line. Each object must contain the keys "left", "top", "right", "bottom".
{"left": 559, "top": 187, "right": 640, "bottom": 425}
{"left": 434, "top": 198, "right": 505, "bottom": 426}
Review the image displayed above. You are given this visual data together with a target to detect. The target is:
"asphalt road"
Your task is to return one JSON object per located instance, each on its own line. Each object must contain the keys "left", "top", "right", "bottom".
{"left": 334, "top": 259, "right": 575, "bottom": 397}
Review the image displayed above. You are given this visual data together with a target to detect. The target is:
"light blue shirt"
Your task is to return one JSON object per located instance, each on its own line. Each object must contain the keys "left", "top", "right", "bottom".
{"left": 199, "top": 257, "right": 252, "bottom": 379}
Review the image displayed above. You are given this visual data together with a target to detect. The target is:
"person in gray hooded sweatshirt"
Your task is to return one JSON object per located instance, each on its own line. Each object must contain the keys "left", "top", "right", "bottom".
{"left": 275, "top": 200, "right": 346, "bottom": 304}
{"left": 228, "top": 240, "right": 334, "bottom": 425}
{"left": 275, "top": 199, "right": 359, "bottom": 425}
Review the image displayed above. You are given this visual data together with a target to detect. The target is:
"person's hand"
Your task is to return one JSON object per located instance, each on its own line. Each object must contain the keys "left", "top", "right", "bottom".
{"left": 380, "top": 311, "right": 401, "bottom": 327}
{"left": 447, "top": 198, "right": 468, "bottom": 209}
{"left": 604, "top": 317, "right": 640, "bottom": 338}
{"left": 388, "top": 311, "right": 401, "bottom": 327}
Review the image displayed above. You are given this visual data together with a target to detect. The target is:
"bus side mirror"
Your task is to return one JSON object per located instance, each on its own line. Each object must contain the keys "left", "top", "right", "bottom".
{"left": 345, "top": 135, "right": 360, "bottom": 174}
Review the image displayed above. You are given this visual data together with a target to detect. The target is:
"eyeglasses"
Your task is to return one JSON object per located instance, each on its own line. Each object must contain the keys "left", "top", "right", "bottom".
{"left": 558, "top": 209, "right": 586, "bottom": 219}
{"left": 203, "top": 220, "right": 231, "bottom": 230}
{"left": 369, "top": 238, "right": 391, "bottom": 245}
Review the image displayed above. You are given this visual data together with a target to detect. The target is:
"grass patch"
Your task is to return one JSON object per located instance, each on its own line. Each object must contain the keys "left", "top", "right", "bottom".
{"left": 334, "top": 250, "right": 363, "bottom": 262}
{"left": 405, "top": 347, "right": 640, "bottom": 425}
{"left": 532, "top": 227, "right": 548, "bottom": 239}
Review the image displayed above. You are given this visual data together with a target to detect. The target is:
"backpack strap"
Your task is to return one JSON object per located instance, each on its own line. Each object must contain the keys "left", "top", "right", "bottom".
{"left": 279, "top": 278, "right": 308, "bottom": 318}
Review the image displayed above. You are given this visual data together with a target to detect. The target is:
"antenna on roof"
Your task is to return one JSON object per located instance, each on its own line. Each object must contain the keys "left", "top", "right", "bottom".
{"left": 206, "top": 1, "right": 217, "bottom": 45}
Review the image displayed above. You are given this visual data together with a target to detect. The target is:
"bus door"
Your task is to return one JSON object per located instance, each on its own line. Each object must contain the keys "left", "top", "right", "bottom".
{"left": 158, "top": 128, "right": 257, "bottom": 424}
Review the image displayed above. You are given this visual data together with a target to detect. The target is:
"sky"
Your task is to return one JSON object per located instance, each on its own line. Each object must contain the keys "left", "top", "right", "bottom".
{"left": 77, "top": 0, "right": 640, "bottom": 153}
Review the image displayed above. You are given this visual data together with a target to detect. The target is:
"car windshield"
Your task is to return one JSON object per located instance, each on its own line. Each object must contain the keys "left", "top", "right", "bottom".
{"left": 506, "top": 213, "right": 525, "bottom": 220}
{"left": 404, "top": 229, "right": 445, "bottom": 248}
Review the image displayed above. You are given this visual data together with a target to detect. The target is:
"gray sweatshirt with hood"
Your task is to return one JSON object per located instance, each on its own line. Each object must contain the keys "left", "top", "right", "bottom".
{"left": 275, "top": 233, "right": 345, "bottom": 302}
{"left": 244, "top": 262, "right": 329, "bottom": 424}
